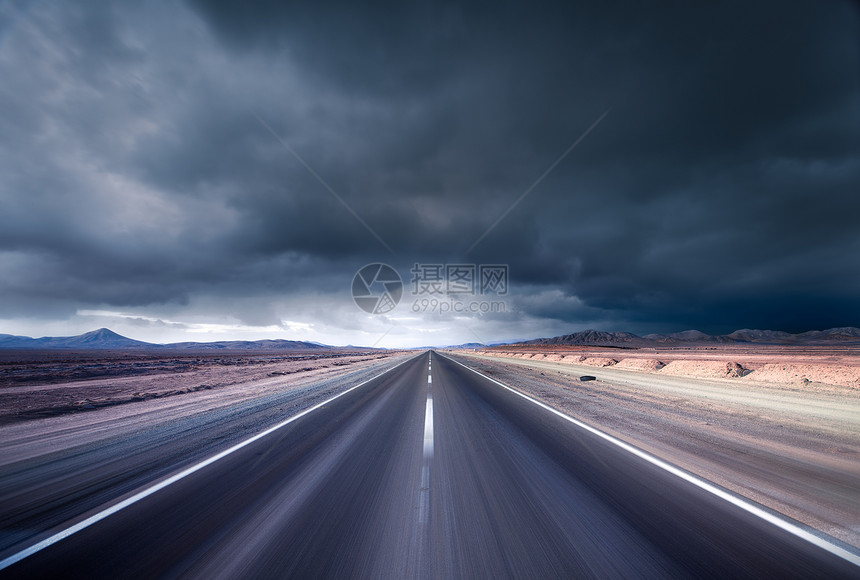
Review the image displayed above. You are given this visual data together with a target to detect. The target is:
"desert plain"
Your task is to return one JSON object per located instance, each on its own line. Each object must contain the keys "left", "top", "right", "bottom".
{"left": 1, "top": 343, "right": 858, "bottom": 554}
{"left": 444, "top": 344, "right": 860, "bottom": 548}
{"left": 0, "top": 348, "right": 414, "bottom": 554}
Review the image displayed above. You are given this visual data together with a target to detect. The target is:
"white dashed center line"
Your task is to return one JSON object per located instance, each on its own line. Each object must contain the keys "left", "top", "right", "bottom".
{"left": 423, "top": 394, "right": 434, "bottom": 458}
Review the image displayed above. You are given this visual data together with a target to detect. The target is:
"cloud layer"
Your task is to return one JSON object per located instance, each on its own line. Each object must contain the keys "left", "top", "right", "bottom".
{"left": 1, "top": 0, "right": 859, "bottom": 345}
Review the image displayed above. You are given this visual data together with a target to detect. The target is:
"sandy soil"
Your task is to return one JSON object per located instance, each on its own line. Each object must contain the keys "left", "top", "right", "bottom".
{"left": 0, "top": 351, "right": 416, "bottom": 556}
{"left": 0, "top": 351, "right": 403, "bottom": 425}
{"left": 446, "top": 349, "right": 860, "bottom": 549}
{"left": 0, "top": 351, "right": 411, "bottom": 469}
{"left": 477, "top": 344, "right": 860, "bottom": 389}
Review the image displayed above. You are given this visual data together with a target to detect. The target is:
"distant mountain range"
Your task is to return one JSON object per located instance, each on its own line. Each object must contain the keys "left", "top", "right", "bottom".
{"left": 520, "top": 327, "right": 860, "bottom": 347}
{"left": 0, "top": 328, "right": 335, "bottom": 351}
{"left": 3, "top": 326, "right": 859, "bottom": 352}
{"left": 421, "top": 341, "right": 519, "bottom": 350}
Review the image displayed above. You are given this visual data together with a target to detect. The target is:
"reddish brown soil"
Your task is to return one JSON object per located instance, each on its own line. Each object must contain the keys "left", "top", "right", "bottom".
{"left": 448, "top": 348, "right": 860, "bottom": 548}
{"left": 481, "top": 344, "right": 860, "bottom": 388}
{"left": 0, "top": 350, "right": 405, "bottom": 424}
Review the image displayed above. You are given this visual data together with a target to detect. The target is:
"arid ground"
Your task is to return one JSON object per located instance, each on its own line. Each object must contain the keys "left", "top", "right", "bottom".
{"left": 2, "top": 345, "right": 858, "bottom": 553}
{"left": 0, "top": 350, "right": 405, "bottom": 426}
{"left": 446, "top": 345, "right": 860, "bottom": 548}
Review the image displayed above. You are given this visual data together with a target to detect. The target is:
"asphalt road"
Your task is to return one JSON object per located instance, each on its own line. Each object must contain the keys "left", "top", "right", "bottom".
{"left": 0, "top": 356, "right": 407, "bottom": 557}
{"left": 2, "top": 352, "right": 858, "bottom": 578}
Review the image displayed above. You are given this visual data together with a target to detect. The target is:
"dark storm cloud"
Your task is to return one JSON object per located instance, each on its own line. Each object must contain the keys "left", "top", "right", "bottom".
{"left": 1, "top": 0, "right": 858, "bottom": 336}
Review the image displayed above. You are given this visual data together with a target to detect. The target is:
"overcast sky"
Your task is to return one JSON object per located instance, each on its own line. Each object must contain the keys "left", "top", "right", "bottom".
{"left": 1, "top": 0, "right": 859, "bottom": 347}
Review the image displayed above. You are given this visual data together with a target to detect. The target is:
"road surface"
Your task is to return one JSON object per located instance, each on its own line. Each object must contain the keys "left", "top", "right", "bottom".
{"left": 1, "top": 352, "right": 858, "bottom": 578}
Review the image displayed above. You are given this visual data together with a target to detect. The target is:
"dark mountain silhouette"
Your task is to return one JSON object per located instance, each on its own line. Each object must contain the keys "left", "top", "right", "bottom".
{"left": 523, "top": 330, "right": 646, "bottom": 347}
{"left": 518, "top": 327, "right": 860, "bottom": 347}
{"left": 642, "top": 329, "right": 735, "bottom": 343}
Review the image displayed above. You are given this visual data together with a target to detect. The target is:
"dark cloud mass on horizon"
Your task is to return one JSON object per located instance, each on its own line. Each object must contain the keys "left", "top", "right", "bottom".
{"left": 0, "top": 0, "right": 859, "bottom": 346}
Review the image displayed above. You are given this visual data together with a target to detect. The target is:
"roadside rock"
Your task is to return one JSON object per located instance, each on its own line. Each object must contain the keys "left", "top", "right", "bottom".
{"left": 749, "top": 363, "right": 860, "bottom": 388}
{"left": 725, "top": 362, "right": 748, "bottom": 378}
{"left": 659, "top": 360, "right": 749, "bottom": 379}
{"left": 582, "top": 357, "right": 618, "bottom": 367}
{"left": 615, "top": 358, "right": 665, "bottom": 372}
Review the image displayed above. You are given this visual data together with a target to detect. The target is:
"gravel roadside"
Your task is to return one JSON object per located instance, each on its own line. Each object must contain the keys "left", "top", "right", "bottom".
{"left": 444, "top": 351, "right": 860, "bottom": 550}
{"left": 0, "top": 352, "right": 415, "bottom": 556}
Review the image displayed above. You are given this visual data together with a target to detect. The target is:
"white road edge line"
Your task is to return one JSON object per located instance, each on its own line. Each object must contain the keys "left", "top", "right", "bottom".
{"left": 441, "top": 354, "right": 860, "bottom": 567}
{"left": 0, "top": 353, "right": 423, "bottom": 571}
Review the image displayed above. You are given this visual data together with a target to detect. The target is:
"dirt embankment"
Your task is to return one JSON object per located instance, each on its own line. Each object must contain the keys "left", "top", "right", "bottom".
{"left": 614, "top": 358, "right": 665, "bottom": 371}
{"left": 476, "top": 346, "right": 860, "bottom": 389}
{"left": 446, "top": 350, "right": 860, "bottom": 549}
